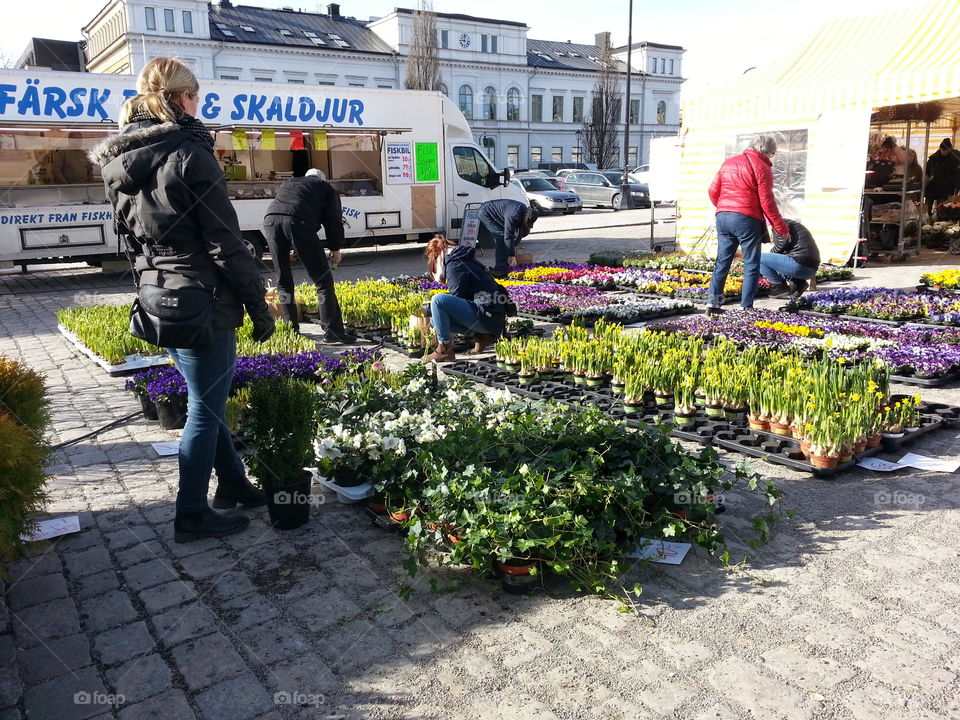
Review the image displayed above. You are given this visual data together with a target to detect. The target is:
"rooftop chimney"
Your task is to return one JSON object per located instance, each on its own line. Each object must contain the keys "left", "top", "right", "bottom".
{"left": 595, "top": 31, "right": 611, "bottom": 49}
{"left": 328, "top": 3, "right": 340, "bottom": 17}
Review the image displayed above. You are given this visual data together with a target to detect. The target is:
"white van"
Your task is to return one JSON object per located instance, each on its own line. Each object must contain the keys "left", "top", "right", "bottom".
{"left": 0, "top": 69, "right": 524, "bottom": 268}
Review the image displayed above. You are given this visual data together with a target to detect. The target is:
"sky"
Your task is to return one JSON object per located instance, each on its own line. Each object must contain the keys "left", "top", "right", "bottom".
{"left": 1, "top": 0, "right": 909, "bottom": 97}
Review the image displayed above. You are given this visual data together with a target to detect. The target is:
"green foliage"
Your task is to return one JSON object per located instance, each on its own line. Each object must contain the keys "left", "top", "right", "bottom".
{"left": 0, "top": 357, "right": 50, "bottom": 435}
{"left": 57, "top": 304, "right": 161, "bottom": 364}
{"left": 246, "top": 377, "right": 318, "bottom": 488}
{"left": 235, "top": 315, "right": 315, "bottom": 357}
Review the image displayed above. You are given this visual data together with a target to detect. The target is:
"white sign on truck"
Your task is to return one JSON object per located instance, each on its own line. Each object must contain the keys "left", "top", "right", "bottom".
{"left": 0, "top": 69, "right": 525, "bottom": 268}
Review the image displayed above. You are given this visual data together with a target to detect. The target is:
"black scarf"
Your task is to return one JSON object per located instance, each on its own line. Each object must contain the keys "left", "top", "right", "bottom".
{"left": 126, "top": 105, "right": 215, "bottom": 154}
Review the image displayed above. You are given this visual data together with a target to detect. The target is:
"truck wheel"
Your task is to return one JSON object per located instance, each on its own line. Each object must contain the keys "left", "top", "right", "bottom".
{"left": 241, "top": 231, "right": 267, "bottom": 260}
{"left": 611, "top": 193, "right": 622, "bottom": 211}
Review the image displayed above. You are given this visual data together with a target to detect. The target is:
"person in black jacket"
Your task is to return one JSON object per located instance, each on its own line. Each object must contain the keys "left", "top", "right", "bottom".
{"left": 926, "top": 139, "right": 960, "bottom": 217}
{"left": 90, "top": 58, "right": 275, "bottom": 542}
{"left": 426, "top": 245, "right": 510, "bottom": 361}
{"left": 759, "top": 219, "right": 820, "bottom": 298}
{"left": 477, "top": 198, "right": 538, "bottom": 268}
{"left": 262, "top": 169, "right": 355, "bottom": 344}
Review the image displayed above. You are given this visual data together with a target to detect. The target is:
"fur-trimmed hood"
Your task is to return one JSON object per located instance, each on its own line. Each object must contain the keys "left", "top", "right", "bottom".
{"left": 88, "top": 121, "right": 188, "bottom": 196}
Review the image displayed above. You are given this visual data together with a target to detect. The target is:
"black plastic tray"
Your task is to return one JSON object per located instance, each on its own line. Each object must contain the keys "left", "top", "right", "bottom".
{"left": 712, "top": 430, "right": 865, "bottom": 479}
{"left": 890, "top": 372, "right": 959, "bottom": 388}
{"left": 880, "top": 413, "right": 943, "bottom": 453}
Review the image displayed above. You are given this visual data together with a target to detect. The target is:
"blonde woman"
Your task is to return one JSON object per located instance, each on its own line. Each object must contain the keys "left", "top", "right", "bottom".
{"left": 90, "top": 58, "right": 275, "bottom": 542}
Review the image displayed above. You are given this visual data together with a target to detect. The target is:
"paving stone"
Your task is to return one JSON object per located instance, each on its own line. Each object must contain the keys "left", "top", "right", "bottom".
{"left": 217, "top": 592, "right": 281, "bottom": 631}
{"left": 708, "top": 656, "right": 817, "bottom": 720}
{"left": 194, "top": 675, "right": 275, "bottom": 720}
{"left": 854, "top": 645, "right": 956, "bottom": 693}
{"left": 152, "top": 601, "right": 218, "bottom": 648}
{"left": 177, "top": 548, "right": 236, "bottom": 580}
{"left": 636, "top": 679, "right": 699, "bottom": 716}
{"left": 289, "top": 586, "right": 362, "bottom": 632}
{"left": 93, "top": 621, "right": 154, "bottom": 667}
{"left": 315, "top": 619, "right": 392, "bottom": 673}
{"left": 122, "top": 559, "right": 179, "bottom": 592}
{"left": 760, "top": 646, "right": 856, "bottom": 692}
{"left": 237, "top": 619, "right": 312, "bottom": 666}
{"left": 0, "top": 638, "right": 21, "bottom": 709}
{"left": 80, "top": 590, "right": 138, "bottom": 633}
{"left": 13, "top": 598, "right": 82, "bottom": 648}
{"left": 6, "top": 573, "right": 69, "bottom": 611}
{"left": 17, "top": 632, "right": 93, "bottom": 685}
{"left": 468, "top": 692, "right": 560, "bottom": 720}
{"left": 209, "top": 571, "right": 257, "bottom": 600}
{"left": 481, "top": 625, "right": 553, "bottom": 669}
{"left": 169, "top": 633, "right": 248, "bottom": 692}
{"left": 138, "top": 580, "right": 197, "bottom": 614}
{"left": 106, "top": 653, "right": 172, "bottom": 704}
{"left": 692, "top": 704, "right": 745, "bottom": 720}
{"left": 53, "top": 529, "right": 102, "bottom": 553}
{"left": 264, "top": 653, "right": 338, "bottom": 702}
{"left": 117, "top": 689, "right": 195, "bottom": 720}
{"left": 62, "top": 546, "right": 113, "bottom": 579}
{"left": 21, "top": 666, "right": 108, "bottom": 720}
{"left": 104, "top": 525, "right": 158, "bottom": 552}
{"left": 843, "top": 685, "right": 942, "bottom": 720}
{"left": 114, "top": 540, "right": 164, "bottom": 569}
{"left": 73, "top": 569, "right": 120, "bottom": 601}
{"left": 140, "top": 505, "right": 176, "bottom": 526}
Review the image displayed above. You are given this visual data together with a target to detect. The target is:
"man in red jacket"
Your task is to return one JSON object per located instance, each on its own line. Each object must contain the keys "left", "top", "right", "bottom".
{"left": 706, "top": 135, "right": 790, "bottom": 313}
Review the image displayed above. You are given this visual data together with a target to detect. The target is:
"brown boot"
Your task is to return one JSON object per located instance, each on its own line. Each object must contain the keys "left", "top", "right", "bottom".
{"left": 468, "top": 333, "right": 495, "bottom": 355}
{"left": 425, "top": 342, "right": 456, "bottom": 362}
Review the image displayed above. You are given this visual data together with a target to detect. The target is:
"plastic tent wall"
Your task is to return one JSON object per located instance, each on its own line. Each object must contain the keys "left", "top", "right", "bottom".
{"left": 676, "top": 0, "right": 960, "bottom": 263}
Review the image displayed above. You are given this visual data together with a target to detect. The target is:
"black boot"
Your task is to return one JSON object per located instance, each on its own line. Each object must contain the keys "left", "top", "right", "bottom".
{"left": 767, "top": 282, "right": 793, "bottom": 299}
{"left": 174, "top": 507, "right": 250, "bottom": 543}
{"left": 212, "top": 478, "right": 266, "bottom": 509}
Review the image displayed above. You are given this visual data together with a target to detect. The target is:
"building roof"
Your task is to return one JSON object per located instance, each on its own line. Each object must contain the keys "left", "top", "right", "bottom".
{"left": 526, "top": 39, "right": 627, "bottom": 72}
{"left": 16, "top": 37, "right": 85, "bottom": 71}
{"left": 208, "top": 3, "right": 395, "bottom": 54}
{"left": 393, "top": 7, "right": 527, "bottom": 28}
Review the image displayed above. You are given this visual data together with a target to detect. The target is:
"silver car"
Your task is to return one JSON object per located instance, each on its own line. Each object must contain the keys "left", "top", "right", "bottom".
{"left": 558, "top": 171, "right": 650, "bottom": 210}
{"left": 511, "top": 177, "right": 582, "bottom": 215}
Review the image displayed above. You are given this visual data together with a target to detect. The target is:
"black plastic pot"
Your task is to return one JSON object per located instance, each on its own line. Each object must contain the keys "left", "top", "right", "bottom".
{"left": 138, "top": 393, "right": 159, "bottom": 421}
{"left": 331, "top": 466, "right": 369, "bottom": 487}
{"left": 266, "top": 472, "right": 312, "bottom": 530}
{"left": 155, "top": 396, "right": 187, "bottom": 429}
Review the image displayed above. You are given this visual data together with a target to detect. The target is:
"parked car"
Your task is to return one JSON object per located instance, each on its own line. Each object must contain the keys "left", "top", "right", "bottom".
{"left": 558, "top": 171, "right": 650, "bottom": 210}
{"left": 511, "top": 177, "right": 582, "bottom": 214}
{"left": 515, "top": 169, "right": 561, "bottom": 189}
{"left": 629, "top": 164, "right": 650, "bottom": 185}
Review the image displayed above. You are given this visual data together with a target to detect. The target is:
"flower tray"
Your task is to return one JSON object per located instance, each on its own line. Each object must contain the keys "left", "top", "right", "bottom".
{"left": 915, "top": 285, "right": 960, "bottom": 295}
{"left": 918, "top": 401, "right": 960, "bottom": 427}
{"left": 880, "top": 413, "right": 943, "bottom": 453}
{"left": 315, "top": 476, "right": 373, "bottom": 504}
{"left": 516, "top": 311, "right": 561, "bottom": 324}
{"left": 58, "top": 324, "right": 171, "bottom": 376}
{"left": 711, "top": 430, "right": 863, "bottom": 479}
{"left": 889, "top": 371, "right": 959, "bottom": 388}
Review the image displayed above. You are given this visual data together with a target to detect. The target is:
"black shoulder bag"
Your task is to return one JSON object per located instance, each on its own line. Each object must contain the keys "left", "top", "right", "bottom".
{"left": 118, "top": 219, "right": 218, "bottom": 349}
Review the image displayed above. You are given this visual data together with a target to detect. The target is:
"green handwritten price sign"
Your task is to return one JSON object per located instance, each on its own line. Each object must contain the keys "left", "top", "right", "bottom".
{"left": 414, "top": 142, "right": 440, "bottom": 182}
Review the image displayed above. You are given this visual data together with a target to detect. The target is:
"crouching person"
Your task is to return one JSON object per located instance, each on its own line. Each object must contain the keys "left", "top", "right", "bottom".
{"left": 426, "top": 245, "right": 510, "bottom": 362}
{"left": 760, "top": 218, "right": 820, "bottom": 299}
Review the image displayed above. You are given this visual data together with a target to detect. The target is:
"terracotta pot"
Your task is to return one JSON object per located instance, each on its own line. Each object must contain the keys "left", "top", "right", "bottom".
{"left": 748, "top": 418, "right": 769, "bottom": 431}
{"left": 497, "top": 560, "right": 536, "bottom": 576}
{"left": 799, "top": 440, "right": 812, "bottom": 458}
{"left": 368, "top": 498, "right": 387, "bottom": 514}
{"left": 809, "top": 454, "right": 839, "bottom": 469}
{"left": 839, "top": 451, "right": 854, "bottom": 464}
{"left": 853, "top": 439, "right": 867, "bottom": 454}
{"left": 866, "top": 434, "right": 882, "bottom": 448}
{"left": 769, "top": 422, "right": 792, "bottom": 436}
{"left": 389, "top": 509, "right": 411, "bottom": 523}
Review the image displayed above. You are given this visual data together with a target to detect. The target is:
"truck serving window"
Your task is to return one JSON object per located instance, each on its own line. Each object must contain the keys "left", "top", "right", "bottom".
{"left": 212, "top": 129, "right": 383, "bottom": 198}
{"left": 453, "top": 146, "right": 495, "bottom": 187}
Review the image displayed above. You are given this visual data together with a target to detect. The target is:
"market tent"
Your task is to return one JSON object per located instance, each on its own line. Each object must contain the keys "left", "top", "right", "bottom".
{"left": 677, "top": 0, "right": 960, "bottom": 263}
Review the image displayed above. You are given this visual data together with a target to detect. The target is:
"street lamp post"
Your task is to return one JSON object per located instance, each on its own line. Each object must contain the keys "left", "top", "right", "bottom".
{"left": 620, "top": 0, "right": 635, "bottom": 210}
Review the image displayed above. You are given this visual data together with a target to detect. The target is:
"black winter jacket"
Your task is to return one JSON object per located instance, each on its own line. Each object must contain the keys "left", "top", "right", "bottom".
{"left": 90, "top": 120, "right": 270, "bottom": 329}
{"left": 772, "top": 219, "right": 820, "bottom": 270}
{"left": 445, "top": 245, "right": 509, "bottom": 335}
{"left": 265, "top": 176, "right": 345, "bottom": 251}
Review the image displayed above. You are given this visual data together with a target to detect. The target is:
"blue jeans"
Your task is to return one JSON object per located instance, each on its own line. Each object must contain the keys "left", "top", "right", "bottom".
{"left": 759, "top": 253, "right": 817, "bottom": 285}
{"left": 708, "top": 212, "right": 765, "bottom": 309}
{"left": 431, "top": 293, "right": 491, "bottom": 343}
{"left": 166, "top": 328, "right": 246, "bottom": 514}
{"left": 478, "top": 204, "right": 511, "bottom": 268}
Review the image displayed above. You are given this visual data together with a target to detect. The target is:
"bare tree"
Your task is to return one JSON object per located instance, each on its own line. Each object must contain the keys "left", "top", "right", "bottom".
{"left": 0, "top": 49, "right": 17, "bottom": 68}
{"left": 581, "top": 40, "right": 621, "bottom": 168}
{"left": 404, "top": 0, "right": 441, "bottom": 92}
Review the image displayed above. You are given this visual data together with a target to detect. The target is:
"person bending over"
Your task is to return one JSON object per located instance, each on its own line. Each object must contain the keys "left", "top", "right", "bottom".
{"left": 760, "top": 219, "right": 820, "bottom": 299}
{"left": 477, "top": 198, "right": 538, "bottom": 268}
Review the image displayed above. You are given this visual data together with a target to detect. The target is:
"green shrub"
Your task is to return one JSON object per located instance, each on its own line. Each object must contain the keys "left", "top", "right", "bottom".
{"left": 0, "top": 358, "right": 50, "bottom": 435}
{"left": 246, "top": 377, "right": 317, "bottom": 488}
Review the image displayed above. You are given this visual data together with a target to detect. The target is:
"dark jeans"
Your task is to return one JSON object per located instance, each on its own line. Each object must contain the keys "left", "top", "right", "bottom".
{"left": 759, "top": 253, "right": 816, "bottom": 285}
{"left": 478, "top": 203, "right": 511, "bottom": 268}
{"left": 262, "top": 214, "right": 344, "bottom": 334}
{"left": 167, "top": 329, "right": 246, "bottom": 514}
{"left": 430, "top": 293, "right": 493, "bottom": 343}
{"left": 708, "top": 212, "right": 765, "bottom": 309}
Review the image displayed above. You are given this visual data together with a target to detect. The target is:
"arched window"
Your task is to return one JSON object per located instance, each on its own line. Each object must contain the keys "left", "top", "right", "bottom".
{"left": 439, "top": 83, "right": 448, "bottom": 96}
{"left": 458, "top": 85, "right": 473, "bottom": 119}
{"left": 506, "top": 88, "right": 520, "bottom": 122}
{"left": 483, "top": 86, "right": 497, "bottom": 120}
{"left": 656, "top": 100, "right": 666, "bottom": 124}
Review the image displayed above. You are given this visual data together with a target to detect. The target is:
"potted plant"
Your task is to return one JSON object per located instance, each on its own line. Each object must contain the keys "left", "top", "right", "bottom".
{"left": 246, "top": 377, "right": 318, "bottom": 530}
{"left": 125, "top": 367, "right": 165, "bottom": 421}
{"left": 673, "top": 371, "right": 698, "bottom": 428}
{"left": 147, "top": 367, "right": 188, "bottom": 430}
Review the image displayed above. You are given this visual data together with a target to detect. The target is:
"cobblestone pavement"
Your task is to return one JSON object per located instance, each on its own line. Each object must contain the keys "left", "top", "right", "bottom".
{"left": 1, "top": 224, "right": 960, "bottom": 720}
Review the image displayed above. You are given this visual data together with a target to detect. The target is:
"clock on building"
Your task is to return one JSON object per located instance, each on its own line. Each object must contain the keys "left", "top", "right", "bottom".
{"left": 458, "top": 33, "right": 471, "bottom": 48}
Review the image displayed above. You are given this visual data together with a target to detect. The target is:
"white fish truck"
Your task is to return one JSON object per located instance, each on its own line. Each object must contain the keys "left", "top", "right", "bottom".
{"left": 0, "top": 69, "right": 524, "bottom": 269}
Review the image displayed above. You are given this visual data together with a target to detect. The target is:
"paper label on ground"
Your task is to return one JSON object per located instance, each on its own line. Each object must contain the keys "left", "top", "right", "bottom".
{"left": 151, "top": 441, "right": 180, "bottom": 457}
{"left": 857, "top": 457, "right": 905, "bottom": 472}
{"left": 897, "top": 452, "right": 960, "bottom": 473}
{"left": 21, "top": 515, "right": 81, "bottom": 542}
{"left": 624, "top": 539, "right": 691, "bottom": 564}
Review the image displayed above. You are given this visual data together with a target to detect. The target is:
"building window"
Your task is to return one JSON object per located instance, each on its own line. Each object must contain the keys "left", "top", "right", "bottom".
{"left": 629, "top": 99, "right": 640, "bottom": 125}
{"left": 572, "top": 146, "right": 582, "bottom": 163}
{"left": 572, "top": 96, "right": 584, "bottom": 123}
{"left": 288, "top": 79, "right": 305, "bottom": 84}
{"left": 552, "top": 96, "right": 563, "bottom": 123}
{"left": 220, "top": 74, "right": 239, "bottom": 80}
{"left": 439, "top": 83, "right": 448, "bottom": 95}
{"left": 612, "top": 98, "right": 622, "bottom": 123}
{"left": 481, "top": 34, "right": 497, "bottom": 53}
{"left": 483, "top": 87, "right": 497, "bottom": 120}
{"left": 145, "top": 7, "right": 156, "bottom": 30}
{"left": 531, "top": 146, "right": 542, "bottom": 165}
{"left": 317, "top": 81, "right": 335, "bottom": 86}
{"left": 660, "top": 58, "right": 666, "bottom": 74}
{"left": 506, "top": 88, "right": 520, "bottom": 122}
{"left": 378, "top": 84, "right": 392, "bottom": 89}
{"left": 349, "top": 82, "right": 364, "bottom": 87}
{"left": 531, "top": 94, "right": 542, "bottom": 122}
{"left": 164, "top": 8, "right": 175, "bottom": 31}
{"left": 254, "top": 77, "right": 273, "bottom": 82}
{"left": 438, "top": 29, "right": 448, "bottom": 49}
{"left": 627, "top": 147, "right": 638, "bottom": 167}
{"left": 182, "top": 10, "right": 193, "bottom": 33}
{"left": 657, "top": 100, "right": 666, "bottom": 124}
{"left": 649, "top": 57, "right": 657, "bottom": 74}
{"left": 669, "top": 58, "right": 674, "bottom": 75}
{"left": 551, "top": 146, "right": 562, "bottom": 162}
{"left": 507, "top": 145, "right": 519, "bottom": 168}
{"left": 458, "top": 85, "right": 474, "bottom": 119}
